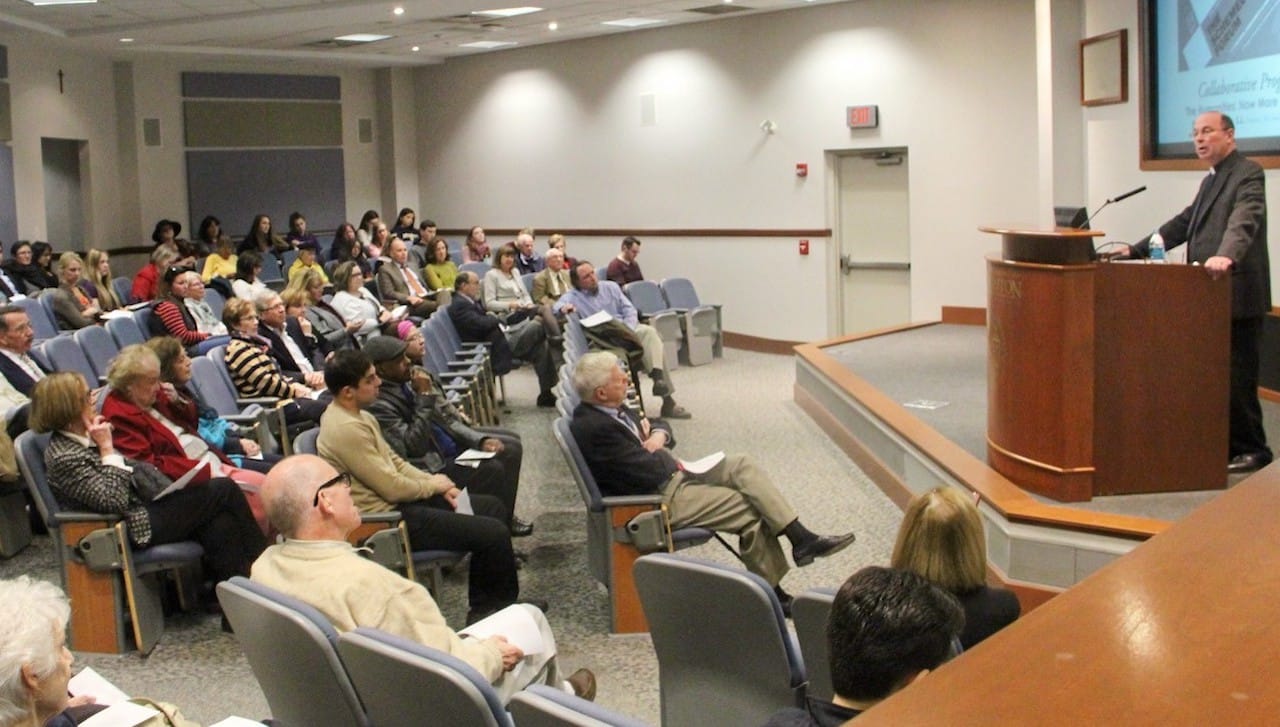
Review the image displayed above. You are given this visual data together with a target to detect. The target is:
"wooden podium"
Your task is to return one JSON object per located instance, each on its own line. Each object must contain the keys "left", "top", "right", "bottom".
{"left": 982, "top": 226, "right": 1230, "bottom": 502}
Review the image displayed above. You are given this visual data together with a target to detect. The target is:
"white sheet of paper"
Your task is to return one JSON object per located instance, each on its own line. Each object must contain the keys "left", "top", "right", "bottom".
{"left": 79, "top": 702, "right": 160, "bottom": 727}
{"left": 454, "top": 448, "right": 497, "bottom": 462}
{"left": 390, "top": 305, "right": 409, "bottom": 320}
{"left": 453, "top": 487, "right": 474, "bottom": 515}
{"left": 151, "top": 462, "right": 205, "bottom": 500}
{"left": 679, "top": 451, "right": 725, "bottom": 475}
{"left": 579, "top": 310, "right": 614, "bottom": 327}
{"left": 209, "top": 717, "right": 268, "bottom": 727}
{"left": 69, "top": 667, "right": 130, "bottom": 706}
{"left": 98, "top": 309, "right": 134, "bottom": 320}
{"left": 458, "top": 604, "right": 546, "bottom": 655}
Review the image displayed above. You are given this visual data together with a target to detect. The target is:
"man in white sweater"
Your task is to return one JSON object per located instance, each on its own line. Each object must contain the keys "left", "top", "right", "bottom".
{"left": 251, "top": 453, "right": 596, "bottom": 705}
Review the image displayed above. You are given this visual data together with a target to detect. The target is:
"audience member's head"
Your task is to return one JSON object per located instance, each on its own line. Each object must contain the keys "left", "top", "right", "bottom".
{"left": 827, "top": 566, "right": 964, "bottom": 708}
{"left": 428, "top": 238, "right": 450, "bottom": 265}
{"left": 222, "top": 297, "right": 257, "bottom": 335}
{"left": 286, "top": 268, "right": 326, "bottom": 303}
{"left": 0, "top": 576, "right": 73, "bottom": 726}
{"left": 235, "top": 251, "right": 261, "bottom": 282}
{"left": 331, "top": 261, "right": 362, "bottom": 295}
{"left": 254, "top": 291, "right": 286, "bottom": 329}
{"left": 106, "top": 345, "right": 162, "bottom": 409}
{"left": 495, "top": 243, "right": 517, "bottom": 272}
{"left": 145, "top": 336, "right": 190, "bottom": 386}
{"left": 395, "top": 208, "right": 416, "bottom": 230}
{"left": 28, "top": 372, "right": 87, "bottom": 434}
{"left": 366, "top": 336, "right": 410, "bottom": 384}
{"left": 197, "top": 215, "right": 222, "bottom": 245}
{"left": 545, "top": 247, "right": 566, "bottom": 271}
{"left": 84, "top": 249, "right": 112, "bottom": 285}
{"left": 516, "top": 232, "right": 535, "bottom": 257}
{"left": 570, "top": 260, "right": 598, "bottom": 292}
{"left": 388, "top": 238, "right": 409, "bottom": 265}
{"left": 56, "top": 252, "right": 84, "bottom": 288}
{"left": 573, "top": 351, "right": 625, "bottom": 403}
{"left": 324, "top": 349, "right": 376, "bottom": 402}
{"left": 358, "top": 210, "right": 381, "bottom": 235}
{"left": 620, "top": 236, "right": 641, "bottom": 261}
{"left": 891, "top": 487, "right": 987, "bottom": 594}
{"left": 261, "top": 454, "right": 357, "bottom": 540}
{"left": 0, "top": 306, "right": 35, "bottom": 354}
{"left": 454, "top": 270, "right": 480, "bottom": 295}
{"left": 288, "top": 211, "right": 307, "bottom": 235}
{"left": 547, "top": 233, "right": 566, "bottom": 253}
{"left": 151, "top": 219, "right": 181, "bottom": 245}
{"left": 149, "top": 244, "right": 180, "bottom": 271}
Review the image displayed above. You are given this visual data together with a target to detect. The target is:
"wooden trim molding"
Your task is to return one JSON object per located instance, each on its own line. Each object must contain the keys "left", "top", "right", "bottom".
{"left": 440, "top": 228, "right": 832, "bottom": 239}
{"left": 941, "top": 306, "right": 986, "bottom": 325}
{"left": 723, "top": 332, "right": 803, "bottom": 355}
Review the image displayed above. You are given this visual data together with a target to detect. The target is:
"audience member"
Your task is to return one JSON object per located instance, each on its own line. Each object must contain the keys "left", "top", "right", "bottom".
{"left": 238, "top": 214, "right": 289, "bottom": 255}
{"left": 377, "top": 238, "right": 437, "bottom": 319}
{"left": 179, "top": 272, "right": 228, "bottom": 337}
{"left": 251, "top": 454, "right": 595, "bottom": 704}
{"left": 330, "top": 261, "right": 399, "bottom": 344}
{"left": 390, "top": 207, "right": 420, "bottom": 246}
{"left": 287, "top": 240, "right": 328, "bottom": 286}
{"left": 0, "top": 243, "right": 26, "bottom": 300}
{"left": 200, "top": 235, "right": 237, "bottom": 283}
{"left": 531, "top": 247, "right": 572, "bottom": 307}
{"left": 328, "top": 222, "right": 359, "bottom": 267}
{"left": 891, "top": 487, "right": 1019, "bottom": 649}
{"left": 195, "top": 215, "right": 227, "bottom": 259}
{"left": 152, "top": 267, "right": 228, "bottom": 355}
{"left": 355, "top": 210, "right": 381, "bottom": 250}
{"left": 462, "top": 225, "right": 490, "bottom": 263}
{"left": 254, "top": 290, "right": 326, "bottom": 389}
{"left": 146, "top": 336, "right": 280, "bottom": 474}
{"left": 82, "top": 249, "right": 122, "bottom": 313}
{"left": 363, "top": 335, "right": 531, "bottom": 537}
{"left": 547, "top": 233, "right": 577, "bottom": 270}
{"left": 151, "top": 219, "right": 183, "bottom": 251}
{"left": 409, "top": 218, "right": 438, "bottom": 268}
{"left": 284, "top": 211, "right": 319, "bottom": 251}
{"left": 231, "top": 251, "right": 267, "bottom": 302}
{"left": 49, "top": 253, "right": 100, "bottom": 331}
{"left": 0, "top": 576, "right": 74, "bottom": 726}
{"left": 554, "top": 261, "right": 688, "bottom": 419}
{"left": 221, "top": 298, "right": 327, "bottom": 427}
{"left": 764, "top": 566, "right": 964, "bottom": 726}
{"left": 28, "top": 244, "right": 58, "bottom": 292}
{"left": 131, "top": 246, "right": 181, "bottom": 304}
{"left": 291, "top": 268, "right": 360, "bottom": 354}
{"left": 484, "top": 244, "right": 560, "bottom": 340}
{"left": 450, "top": 271, "right": 557, "bottom": 408}
{"left": 101, "top": 345, "right": 271, "bottom": 534}
{"left": 32, "top": 372, "right": 265, "bottom": 584}
{"left": 5, "top": 242, "right": 54, "bottom": 295}
{"left": 569, "top": 351, "right": 855, "bottom": 611}
{"left": 316, "top": 350, "right": 529, "bottom": 623}
{"left": 0, "top": 306, "right": 47, "bottom": 399}
{"left": 605, "top": 236, "right": 644, "bottom": 286}
{"left": 366, "top": 221, "right": 391, "bottom": 260}
{"left": 514, "top": 230, "right": 545, "bottom": 275}
{"left": 422, "top": 238, "right": 459, "bottom": 291}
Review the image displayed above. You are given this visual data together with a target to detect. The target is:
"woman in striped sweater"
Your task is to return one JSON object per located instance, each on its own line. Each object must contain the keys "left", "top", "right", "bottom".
{"left": 221, "top": 297, "right": 328, "bottom": 426}
{"left": 152, "top": 267, "right": 229, "bottom": 355}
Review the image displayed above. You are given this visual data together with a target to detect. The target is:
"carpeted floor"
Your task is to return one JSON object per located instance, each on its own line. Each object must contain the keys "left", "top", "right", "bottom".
{"left": 0, "top": 348, "right": 902, "bottom": 725}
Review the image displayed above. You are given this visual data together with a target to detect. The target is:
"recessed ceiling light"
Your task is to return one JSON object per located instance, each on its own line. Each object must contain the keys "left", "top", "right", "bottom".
{"left": 393, "top": 6, "right": 404, "bottom": 15}
{"left": 20, "top": 0, "right": 97, "bottom": 5}
{"left": 411, "top": 46, "right": 420, "bottom": 51}
{"left": 459, "top": 40, "right": 518, "bottom": 49}
{"left": 602, "top": 17, "right": 662, "bottom": 27}
{"left": 472, "top": 6, "right": 542, "bottom": 18}
{"left": 119, "top": 38, "right": 133, "bottom": 43}
{"left": 334, "top": 33, "right": 392, "bottom": 43}
{"left": 547, "top": 21, "right": 558, "bottom": 30}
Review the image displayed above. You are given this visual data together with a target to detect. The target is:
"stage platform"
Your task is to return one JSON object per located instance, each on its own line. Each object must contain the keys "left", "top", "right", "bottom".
{"left": 794, "top": 320, "right": 1278, "bottom": 604}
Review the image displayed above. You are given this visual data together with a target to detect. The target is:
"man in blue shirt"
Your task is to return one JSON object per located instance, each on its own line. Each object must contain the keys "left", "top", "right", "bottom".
{"left": 554, "top": 261, "right": 689, "bottom": 419}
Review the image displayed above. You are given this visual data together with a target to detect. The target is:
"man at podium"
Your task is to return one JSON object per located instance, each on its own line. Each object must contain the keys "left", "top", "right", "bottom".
{"left": 1125, "top": 111, "right": 1271, "bottom": 474}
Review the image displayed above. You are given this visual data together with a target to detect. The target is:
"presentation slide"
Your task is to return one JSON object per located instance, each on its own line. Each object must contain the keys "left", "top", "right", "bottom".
{"left": 1152, "top": 0, "right": 1280, "bottom": 157}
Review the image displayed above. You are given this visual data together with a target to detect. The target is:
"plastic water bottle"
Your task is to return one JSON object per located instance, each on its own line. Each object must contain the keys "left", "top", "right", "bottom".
{"left": 1149, "top": 232, "right": 1166, "bottom": 263}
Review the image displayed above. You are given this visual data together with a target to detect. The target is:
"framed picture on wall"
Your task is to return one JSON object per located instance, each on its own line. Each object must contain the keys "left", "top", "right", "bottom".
{"left": 1080, "top": 29, "right": 1127, "bottom": 107}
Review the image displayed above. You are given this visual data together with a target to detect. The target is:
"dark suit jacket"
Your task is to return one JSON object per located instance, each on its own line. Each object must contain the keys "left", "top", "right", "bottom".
{"left": 1137, "top": 150, "right": 1270, "bottom": 318}
{"left": 516, "top": 253, "right": 545, "bottom": 276}
{"left": 0, "top": 350, "right": 46, "bottom": 396}
{"left": 448, "top": 293, "right": 515, "bottom": 375}
{"left": 569, "top": 403, "right": 677, "bottom": 496}
{"left": 258, "top": 319, "right": 321, "bottom": 379}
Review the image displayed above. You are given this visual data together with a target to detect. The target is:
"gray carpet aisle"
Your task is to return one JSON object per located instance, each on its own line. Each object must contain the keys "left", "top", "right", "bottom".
{"left": 0, "top": 348, "right": 903, "bottom": 725}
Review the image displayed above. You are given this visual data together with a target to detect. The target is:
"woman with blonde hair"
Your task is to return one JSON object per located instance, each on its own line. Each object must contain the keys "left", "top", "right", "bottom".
{"left": 49, "top": 253, "right": 100, "bottom": 331}
{"left": 82, "top": 249, "right": 122, "bottom": 312}
{"left": 890, "top": 486, "right": 1020, "bottom": 649}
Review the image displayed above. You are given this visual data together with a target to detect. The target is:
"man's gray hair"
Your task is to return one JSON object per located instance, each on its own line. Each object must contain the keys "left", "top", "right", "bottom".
{"left": 253, "top": 289, "right": 282, "bottom": 313}
{"left": 573, "top": 351, "right": 622, "bottom": 402}
{"left": 0, "top": 576, "right": 70, "bottom": 722}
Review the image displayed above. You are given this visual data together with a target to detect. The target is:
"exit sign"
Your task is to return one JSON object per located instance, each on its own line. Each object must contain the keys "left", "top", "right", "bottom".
{"left": 847, "top": 105, "right": 879, "bottom": 129}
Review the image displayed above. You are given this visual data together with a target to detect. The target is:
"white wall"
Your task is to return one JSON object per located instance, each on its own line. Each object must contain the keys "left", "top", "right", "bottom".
{"left": 415, "top": 0, "right": 1042, "bottom": 341}
{"left": 1083, "top": 1, "right": 1279, "bottom": 280}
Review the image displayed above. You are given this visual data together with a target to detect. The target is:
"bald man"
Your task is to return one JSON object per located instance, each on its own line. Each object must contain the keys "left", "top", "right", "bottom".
{"left": 251, "top": 454, "right": 596, "bottom": 704}
{"left": 1129, "top": 111, "right": 1271, "bottom": 473}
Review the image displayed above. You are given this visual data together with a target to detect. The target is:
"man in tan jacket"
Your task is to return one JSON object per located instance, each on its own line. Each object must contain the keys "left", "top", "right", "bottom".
{"left": 252, "top": 453, "right": 595, "bottom": 704}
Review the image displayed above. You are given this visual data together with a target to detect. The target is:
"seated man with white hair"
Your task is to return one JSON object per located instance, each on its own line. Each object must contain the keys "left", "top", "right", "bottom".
{"left": 0, "top": 576, "right": 74, "bottom": 727}
{"left": 251, "top": 454, "right": 596, "bottom": 705}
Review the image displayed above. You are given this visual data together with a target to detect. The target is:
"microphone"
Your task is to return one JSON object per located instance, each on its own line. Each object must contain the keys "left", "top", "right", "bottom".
{"left": 1086, "top": 185, "right": 1148, "bottom": 227}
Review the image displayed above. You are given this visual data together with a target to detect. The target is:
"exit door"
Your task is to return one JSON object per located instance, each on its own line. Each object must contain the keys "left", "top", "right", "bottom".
{"left": 836, "top": 151, "right": 910, "bottom": 335}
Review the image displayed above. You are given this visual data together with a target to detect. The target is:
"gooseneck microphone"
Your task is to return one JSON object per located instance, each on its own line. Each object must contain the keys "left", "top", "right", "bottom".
{"left": 1087, "top": 185, "right": 1147, "bottom": 227}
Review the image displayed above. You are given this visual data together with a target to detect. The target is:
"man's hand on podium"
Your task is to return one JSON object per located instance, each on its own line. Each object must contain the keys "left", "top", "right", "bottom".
{"left": 1204, "top": 255, "right": 1234, "bottom": 279}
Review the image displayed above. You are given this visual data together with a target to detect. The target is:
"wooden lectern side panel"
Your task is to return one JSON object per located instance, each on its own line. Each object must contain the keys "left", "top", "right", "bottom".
{"left": 986, "top": 258, "right": 1096, "bottom": 501}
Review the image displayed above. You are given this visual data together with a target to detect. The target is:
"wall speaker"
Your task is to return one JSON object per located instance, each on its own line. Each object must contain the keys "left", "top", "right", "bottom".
{"left": 142, "top": 118, "right": 161, "bottom": 147}
{"left": 358, "top": 118, "right": 373, "bottom": 144}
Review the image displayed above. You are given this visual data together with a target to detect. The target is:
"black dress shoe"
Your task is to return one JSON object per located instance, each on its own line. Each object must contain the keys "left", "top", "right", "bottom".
{"left": 1228, "top": 452, "right": 1272, "bottom": 474}
{"left": 792, "top": 532, "right": 857, "bottom": 567}
{"left": 773, "top": 585, "right": 794, "bottom": 619}
{"left": 536, "top": 392, "right": 557, "bottom": 408}
{"left": 510, "top": 517, "right": 534, "bottom": 537}
{"left": 650, "top": 370, "right": 672, "bottom": 397}
{"left": 660, "top": 402, "right": 692, "bottom": 420}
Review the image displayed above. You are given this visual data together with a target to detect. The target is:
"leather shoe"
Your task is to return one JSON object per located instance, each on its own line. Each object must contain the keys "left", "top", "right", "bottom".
{"left": 567, "top": 668, "right": 597, "bottom": 701}
{"left": 536, "top": 392, "right": 557, "bottom": 408}
{"left": 510, "top": 517, "right": 534, "bottom": 537}
{"left": 792, "top": 532, "right": 857, "bottom": 567}
{"left": 773, "top": 586, "right": 794, "bottom": 619}
{"left": 1228, "top": 452, "right": 1272, "bottom": 474}
{"left": 650, "top": 370, "right": 672, "bottom": 397}
{"left": 660, "top": 402, "right": 692, "bottom": 420}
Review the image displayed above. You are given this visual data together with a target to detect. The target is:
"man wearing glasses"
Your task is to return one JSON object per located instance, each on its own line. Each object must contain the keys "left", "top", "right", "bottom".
{"left": 1125, "top": 111, "right": 1271, "bottom": 474}
{"left": 252, "top": 454, "right": 596, "bottom": 704}
{"left": 316, "top": 350, "right": 535, "bottom": 624}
